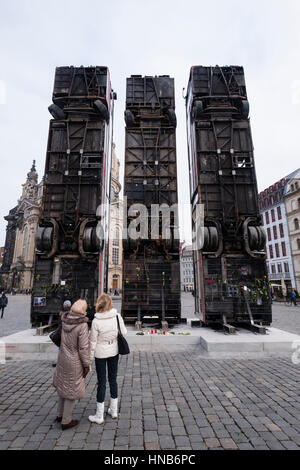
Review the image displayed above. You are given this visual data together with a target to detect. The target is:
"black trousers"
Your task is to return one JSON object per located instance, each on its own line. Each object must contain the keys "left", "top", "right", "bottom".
{"left": 1, "top": 307, "right": 5, "bottom": 319}
{"left": 95, "top": 355, "right": 119, "bottom": 403}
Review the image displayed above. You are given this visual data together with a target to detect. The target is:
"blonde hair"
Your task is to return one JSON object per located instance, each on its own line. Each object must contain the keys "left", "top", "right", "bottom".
{"left": 96, "top": 294, "right": 112, "bottom": 313}
{"left": 71, "top": 299, "right": 88, "bottom": 315}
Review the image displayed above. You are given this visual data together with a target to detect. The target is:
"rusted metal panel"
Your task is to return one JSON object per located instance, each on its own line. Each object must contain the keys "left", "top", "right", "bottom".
{"left": 31, "top": 66, "right": 115, "bottom": 326}
{"left": 122, "top": 75, "right": 181, "bottom": 324}
{"left": 186, "top": 65, "right": 272, "bottom": 328}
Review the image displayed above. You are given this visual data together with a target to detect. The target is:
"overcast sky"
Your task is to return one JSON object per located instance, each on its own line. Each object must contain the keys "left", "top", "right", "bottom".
{"left": 0, "top": 0, "right": 299, "bottom": 246}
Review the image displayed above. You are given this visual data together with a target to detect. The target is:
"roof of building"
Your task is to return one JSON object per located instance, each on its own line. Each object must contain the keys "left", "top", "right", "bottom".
{"left": 258, "top": 168, "right": 300, "bottom": 210}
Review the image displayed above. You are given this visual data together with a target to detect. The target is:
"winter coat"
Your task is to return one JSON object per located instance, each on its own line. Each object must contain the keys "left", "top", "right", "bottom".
{"left": 89, "top": 308, "right": 127, "bottom": 360}
{"left": 53, "top": 310, "right": 90, "bottom": 400}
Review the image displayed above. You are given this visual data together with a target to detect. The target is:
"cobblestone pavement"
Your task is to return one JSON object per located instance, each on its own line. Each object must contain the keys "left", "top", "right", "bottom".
{"left": 0, "top": 295, "right": 31, "bottom": 338}
{"left": 0, "top": 353, "right": 299, "bottom": 450}
{"left": 271, "top": 302, "right": 300, "bottom": 336}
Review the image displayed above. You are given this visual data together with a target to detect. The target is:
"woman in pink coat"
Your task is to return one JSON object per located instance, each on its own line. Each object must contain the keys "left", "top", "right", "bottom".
{"left": 53, "top": 299, "right": 90, "bottom": 430}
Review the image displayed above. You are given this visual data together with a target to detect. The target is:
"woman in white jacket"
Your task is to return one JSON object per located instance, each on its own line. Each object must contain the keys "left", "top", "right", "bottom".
{"left": 89, "top": 293, "right": 127, "bottom": 424}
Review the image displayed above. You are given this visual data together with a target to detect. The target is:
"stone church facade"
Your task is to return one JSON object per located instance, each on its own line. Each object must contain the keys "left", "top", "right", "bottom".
{"left": 0, "top": 161, "right": 43, "bottom": 292}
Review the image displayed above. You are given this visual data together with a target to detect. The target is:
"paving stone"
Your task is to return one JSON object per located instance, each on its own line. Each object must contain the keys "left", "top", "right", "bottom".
{"left": 191, "top": 442, "right": 207, "bottom": 450}
{"left": 0, "top": 441, "right": 10, "bottom": 450}
{"left": 172, "top": 426, "right": 187, "bottom": 436}
{"left": 99, "top": 441, "right": 114, "bottom": 450}
{"left": 69, "top": 441, "right": 84, "bottom": 449}
{"left": 145, "top": 442, "right": 160, "bottom": 450}
{"left": 159, "top": 436, "right": 176, "bottom": 449}
{"left": 238, "top": 443, "right": 254, "bottom": 450}
{"left": 23, "top": 442, "right": 40, "bottom": 450}
{"left": 39, "top": 439, "right": 57, "bottom": 450}
{"left": 157, "top": 425, "right": 172, "bottom": 435}
{"left": 144, "top": 431, "right": 159, "bottom": 443}
{"left": 266, "top": 441, "right": 285, "bottom": 450}
{"left": 129, "top": 435, "right": 143, "bottom": 447}
{"left": 174, "top": 436, "right": 191, "bottom": 447}
{"left": 199, "top": 426, "right": 215, "bottom": 438}
{"left": 281, "top": 441, "right": 300, "bottom": 450}
{"left": 205, "top": 438, "right": 221, "bottom": 449}
{"left": 220, "top": 438, "right": 238, "bottom": 450}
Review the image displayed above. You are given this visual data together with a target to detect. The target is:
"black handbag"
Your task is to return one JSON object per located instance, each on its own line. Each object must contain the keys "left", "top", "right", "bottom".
{"left": 49, "top": 322, "right": 62, "bottom": 347}
{"left": 116, "top": 315, "right": 130, "bottom": 355}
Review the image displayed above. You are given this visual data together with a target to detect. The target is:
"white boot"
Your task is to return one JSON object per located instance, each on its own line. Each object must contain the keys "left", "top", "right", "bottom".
{"left": 108, "top": 398, "right": 118, "bottom": 419}
{"left": 89, "top": 402, "right": 104, "bottom": 424}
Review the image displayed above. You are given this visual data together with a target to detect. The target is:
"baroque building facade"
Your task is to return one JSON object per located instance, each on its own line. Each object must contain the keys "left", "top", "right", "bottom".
{"left": 107, "top": 144, "right": 123, "bottom": 293}
{"left": 284, "top": 175, "right": 300, "bottom": 294}
{"left": 258, "top": 168, "right": 300, "bottom": 296}
{"left": 0, "top": 161, "right": 43, "bottom": 292}
{"left": 180, "top": 243, "right": 194, "bottom": 291}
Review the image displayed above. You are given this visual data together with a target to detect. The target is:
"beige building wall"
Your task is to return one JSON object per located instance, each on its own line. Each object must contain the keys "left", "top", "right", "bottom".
{"left": 284, "top": 176, "right": 300, "bottom": 294}
{"left": 107, "top": 144, "right": 123, "bottom": 293}
{"left": 9, "top": 162, "right": 43, "bottom": 291}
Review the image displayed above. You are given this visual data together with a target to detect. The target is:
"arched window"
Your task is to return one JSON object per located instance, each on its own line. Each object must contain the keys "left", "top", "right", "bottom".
{"left": 295, "top": 218, "right": 299, "bottom": 231}
{"left": 291, "top": 184, "right": 295, "bottom": 192}
{"left": 22, "top": 226, "right": 28, "bottom": 260}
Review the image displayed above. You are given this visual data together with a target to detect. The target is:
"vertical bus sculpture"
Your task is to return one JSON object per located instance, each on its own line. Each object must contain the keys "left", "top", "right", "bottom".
{"left": 31, "top": 66, "right": 116, "bottom": 326}
{"left": 186, "top": 66, "right": 272, "bottom": 332}
{"left": 122, "top": 75, "right": 181, "bottom": 328}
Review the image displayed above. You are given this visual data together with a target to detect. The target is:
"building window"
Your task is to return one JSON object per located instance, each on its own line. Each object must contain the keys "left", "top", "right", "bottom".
{"left": 292, "top": 200, "right": 296, "bottom": 211}
{"left": 271, "top": 209, "right": 275, "bottom": 222}
{"left": 297, "top": 239, "right": 300, "bottom": 251}
{"left": 275, "top": 243, "right": 280, "bottom": 258}
{"left": 113, "top": 228, "right": 119, "bottom": 246}
{"left": 112, "top": 248, "right": 119, "bottom": 265}
{"left": 294, "top": 218, "right": 299, "bottom": 230}
{"left": 267, "top": 228, "right": 271, "bottom": 241}
{"left": 273, "top": 226, "right": 277, "bottom": 240}
{"left": 269, "top": 245, "right": 274, "bottom": 259}
{"left": 291, "top": 184, "right": 295, "bottom": 192}
{"left": 265, "top": 211, "right": 269, "bottom": 225}
{"left": 298, "top": 198, "right": 300, "bottom": 209}
{"left": 281, "top": 242, "right": 286, "bottom": 257}
{"left": 277, "top": 263, "right": 282, "bottom": 273}
{"left": 279, "top": 223, "right": 284, "bottom": 238}
{"left": 284, "top": 262, "right": 289, "bottom": 273}
{"left": 271, "top": 264, "right": 276, "bottom": 274}
{"left": 277, "top": 206, "right": 282, "bottom": 220}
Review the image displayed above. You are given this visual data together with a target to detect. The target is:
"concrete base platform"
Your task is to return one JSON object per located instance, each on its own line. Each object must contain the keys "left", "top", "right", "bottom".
{"left": 1, "top": 323, "right": 300, "bottom": 361}
{"left": 198, "top": 327, "right": 300, "bottom": 354}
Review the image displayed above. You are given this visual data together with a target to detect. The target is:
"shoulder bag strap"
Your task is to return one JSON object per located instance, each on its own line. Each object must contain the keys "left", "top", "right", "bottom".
{"left": 116, "top": 315, "right": 122, "bottom": 335}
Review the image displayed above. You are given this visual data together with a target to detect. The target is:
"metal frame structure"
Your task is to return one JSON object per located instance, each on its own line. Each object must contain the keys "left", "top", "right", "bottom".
{"left": 186, "top": 66, "right": 272, "bottom": 333}
{"left": 31, "top": 66, "right": 116, "bottom": 326}
{"left": 122, "top": 75, "right": 181, "bottom": 328}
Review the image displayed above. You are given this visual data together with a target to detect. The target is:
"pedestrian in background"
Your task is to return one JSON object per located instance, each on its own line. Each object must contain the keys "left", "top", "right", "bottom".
{"left": 291, "top": 290, "right": 297, "bottom": 306}
{"left": 53, "top": 299, "right": 90, "bottom": 430}
{"left": 89, "top": 294, "right": 127, "bottom": 425}
{"left": 0, "top": 292, "right": 8, "bottom": 319}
